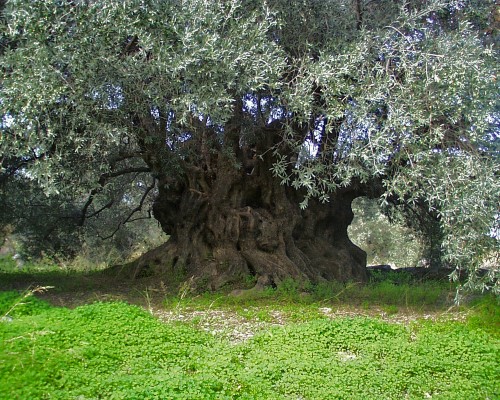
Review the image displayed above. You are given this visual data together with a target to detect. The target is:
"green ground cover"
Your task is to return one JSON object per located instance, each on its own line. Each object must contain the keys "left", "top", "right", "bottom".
{"left": 1, "top": 289, "right": 498, "bottom": 400}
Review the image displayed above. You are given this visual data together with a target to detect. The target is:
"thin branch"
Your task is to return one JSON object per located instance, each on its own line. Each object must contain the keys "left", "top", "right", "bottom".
{"left": 85, "top": 198, "right": 115, "bottom": 219}
{"left": 355, "top": 0, "right": 363, "bottom": 30}
{"left": 109, "top": 152, "right": 145, "bottom": 165}
{"left": 101, "top": 167, "right": 151, "bottom": 181}
{"left": 128, "top": 210, "right": 153, "bottom": 223}
{"left": 78, "top": 166, "right": 151, "bottom": 226}
{"left": 99, "top": 178, "right": 156, "bottom": 240}
{"left": 384, "top": 25, "right": 413, "bottom": 45}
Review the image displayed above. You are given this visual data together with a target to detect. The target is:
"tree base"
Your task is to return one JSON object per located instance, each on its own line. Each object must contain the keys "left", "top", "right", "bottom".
{"left": 110, "top": 230, "right": 368, "bottom": 292}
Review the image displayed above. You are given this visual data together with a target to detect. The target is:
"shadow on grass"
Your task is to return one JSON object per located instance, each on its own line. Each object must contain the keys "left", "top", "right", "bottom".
{"left": 0, "top": 255, "right": 462, "bottom": 312}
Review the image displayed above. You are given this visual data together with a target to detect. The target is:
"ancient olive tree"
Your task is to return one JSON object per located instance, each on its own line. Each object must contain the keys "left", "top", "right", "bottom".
{"left": 1, "top": 0, "right": 498, "bottom": 291}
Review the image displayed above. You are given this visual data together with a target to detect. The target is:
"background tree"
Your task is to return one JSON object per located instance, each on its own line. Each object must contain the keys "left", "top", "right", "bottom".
{"left": 1, "top": 0, "right": 498, "bottom": 291}
{"left": 0, "top": 169, "right": 165, "bottom": 266}
{"left": 348, "top": 197, "right": 424, "bottom": 268}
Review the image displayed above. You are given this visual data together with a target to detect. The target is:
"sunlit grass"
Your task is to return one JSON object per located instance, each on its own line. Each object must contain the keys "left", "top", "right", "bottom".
{"left": 1, "top": 289, "right": 498, "bottom": 400}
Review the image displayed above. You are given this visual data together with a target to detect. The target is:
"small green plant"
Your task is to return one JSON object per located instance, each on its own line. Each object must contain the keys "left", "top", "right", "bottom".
{"left": 382, "top": 304, "right": 399, "bottom": 315}
{"left": 276, "top": 277, "right": 300, "bottom": 297}
{"left": 0, "top": 256, "right": 18, "bottom": 272}
{"left": 244, "top": 274, "right": 257, "bottom": 287}
{"left": 163, "top": 277, "right": 197, "bottom": 320}
{"left": 135, "top": 286, "right": 155, "bottom": 314}
{"left": 236, "top": 307, "right": 273, "bottom": 322}
{"left": 466, "top": 294, "right": 500, "bottom": 336}
{"left": 368, "top": 270, "right": 415, "bottom": 285}
{"left": 0, "top": 287, "right": 53, "bottom": 318}
{"left": 1, "top": 290, "right": 498, "bottom": 399}
{"left": 312, "top": 281, "right": 344, "bottom": 301}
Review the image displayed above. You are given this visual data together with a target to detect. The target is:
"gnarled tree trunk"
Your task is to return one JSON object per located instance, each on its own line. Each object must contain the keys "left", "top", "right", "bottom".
{"left": 124, "top": 123, "right": 376, "bottom": 290}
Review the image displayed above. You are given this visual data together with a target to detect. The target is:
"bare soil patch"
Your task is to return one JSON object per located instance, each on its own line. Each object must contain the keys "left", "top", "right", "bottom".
{"left": 150, "top": 304, "right": 469, "bottom": 343}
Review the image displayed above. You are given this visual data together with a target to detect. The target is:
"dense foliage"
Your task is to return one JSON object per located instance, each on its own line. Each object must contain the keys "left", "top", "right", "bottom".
{"left": 1, "top": 292, "right": 498, "bottom": 399}
{"left": 0, "top": 0, "right": 498, "bottom": 290}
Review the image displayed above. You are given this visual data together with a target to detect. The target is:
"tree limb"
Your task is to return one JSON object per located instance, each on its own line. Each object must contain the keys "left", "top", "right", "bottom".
{"left": 78, "top": 166, "right": 151, "bottom": 226}
{"left": 98, "top": 177, "right": 156, "bottom": 240}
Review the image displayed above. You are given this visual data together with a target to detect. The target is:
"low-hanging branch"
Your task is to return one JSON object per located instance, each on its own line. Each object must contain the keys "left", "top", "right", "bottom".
{"left": 78, "top": 166, "right": 151, "bottom": 226}
{"left": 98, "top": 177, "right": 156, "bottom": 241}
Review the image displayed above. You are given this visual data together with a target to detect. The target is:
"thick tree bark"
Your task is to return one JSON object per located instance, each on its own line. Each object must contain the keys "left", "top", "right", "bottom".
{"left": 122, "top": 123, "right": 377, "bottom": 290}
{"left": 150, "top": 172, "right": 367, "bottom": 289}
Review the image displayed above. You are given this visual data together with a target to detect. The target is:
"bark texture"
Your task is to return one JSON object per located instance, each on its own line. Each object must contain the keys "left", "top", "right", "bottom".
{"left": 124, "top": 122, "right": 375, "bottom": 290}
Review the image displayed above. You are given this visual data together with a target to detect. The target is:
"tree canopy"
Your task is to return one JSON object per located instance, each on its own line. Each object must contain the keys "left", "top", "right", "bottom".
{"left": 1, "top": 0, "right": 498, "bottom": 292}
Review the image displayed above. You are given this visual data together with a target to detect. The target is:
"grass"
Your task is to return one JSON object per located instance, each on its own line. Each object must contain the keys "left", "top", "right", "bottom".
{"left": 1, "top": 282, "right": 499, "bottom": 399}
{"left": 161, "top": 277, "right": 454, "bottom": 314}
{"left": 0, "top": 255, "right": 453, "bottom": 307}
{"left": 0, "top": 258, "right": 497, "bottom": 399}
